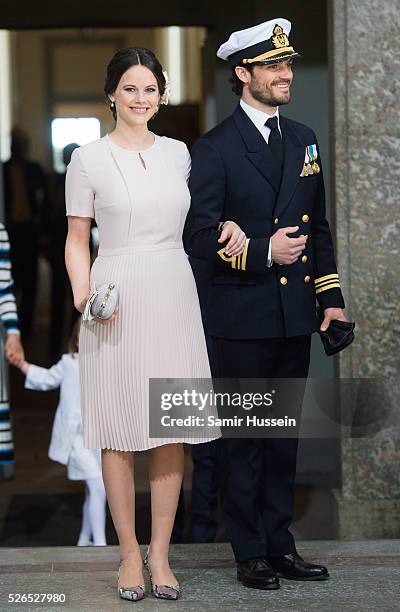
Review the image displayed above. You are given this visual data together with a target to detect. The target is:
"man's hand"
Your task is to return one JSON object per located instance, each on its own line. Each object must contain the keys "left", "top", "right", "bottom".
{"left": 218, "top": 221, "right": 247, "bottom": 257}
{"left": 271, "top": 226, "right": 307, "bottom": 265}
{"left": 5, "top": 333, "right": 25, "bottom": 368}
{"left": 320, "top": 308, "right": 348, "bottom": 331}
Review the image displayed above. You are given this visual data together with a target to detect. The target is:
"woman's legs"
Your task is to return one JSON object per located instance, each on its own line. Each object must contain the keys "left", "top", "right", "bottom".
{"left": 101, "top": 449, "right": 144, "bottom": 586}
{"left": 85, "top": 476, "right": 107, "bottom": 545}
{"left": 147, "top": 443, "right": 184, "bottom": 585}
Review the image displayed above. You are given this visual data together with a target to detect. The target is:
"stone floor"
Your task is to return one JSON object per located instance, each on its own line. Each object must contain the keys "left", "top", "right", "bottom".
{"left": 1, "top": 540, "right": 400, "bottom": 612}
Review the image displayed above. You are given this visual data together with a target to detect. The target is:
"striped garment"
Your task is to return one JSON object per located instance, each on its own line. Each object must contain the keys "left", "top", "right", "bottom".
{"left": 0, "top": 222, "right": 19, "bottom": 468}
{"left": 0, "top": 223, "right": 20, "bottom": 334}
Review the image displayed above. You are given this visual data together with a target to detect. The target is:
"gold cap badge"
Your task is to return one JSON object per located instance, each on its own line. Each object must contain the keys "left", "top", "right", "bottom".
{"left": 272, "top": 24, "right": 290, "bottom": 49}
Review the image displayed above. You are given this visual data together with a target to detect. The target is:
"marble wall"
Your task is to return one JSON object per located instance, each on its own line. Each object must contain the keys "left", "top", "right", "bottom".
{"left": 332, "top": 0, "right": 400, "bottom": 537}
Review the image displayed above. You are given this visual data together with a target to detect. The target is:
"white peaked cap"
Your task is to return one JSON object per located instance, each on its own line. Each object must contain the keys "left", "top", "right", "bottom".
{"left": 217, "top": 18, "right": 300, "bottom": 67}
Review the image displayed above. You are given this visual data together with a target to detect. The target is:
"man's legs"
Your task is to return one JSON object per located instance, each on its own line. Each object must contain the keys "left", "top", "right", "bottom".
{"left": 211, "top": 336, "right": 277, "bottom": 562}
{"left": 257, "top": 336, "right": 328, "bottom": 581}
{"left": 261, "top": 335, "right": 311, "bottom": 555}
{"left": 191, "top": 439, "right": 219, "bottom": 543}
{"left": 211, "top": 335, "right": 311, "bottom": 560}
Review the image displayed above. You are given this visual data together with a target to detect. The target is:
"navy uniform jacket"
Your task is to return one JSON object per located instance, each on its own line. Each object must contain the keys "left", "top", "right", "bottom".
{"left": 183, "top": 104, "right": 345, "bottom": 340}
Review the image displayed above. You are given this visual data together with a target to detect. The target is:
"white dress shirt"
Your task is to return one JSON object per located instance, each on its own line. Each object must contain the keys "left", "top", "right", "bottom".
{"left": 240, "top": 98, "right": 281, "bottom": 143}
{"left": 239, "top": 99, "right": 279, "bottom": 267}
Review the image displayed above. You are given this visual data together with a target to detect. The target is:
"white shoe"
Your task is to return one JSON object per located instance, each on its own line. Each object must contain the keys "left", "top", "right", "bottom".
{"left": 77, "top": 537, "right": 93, "bottom": 546}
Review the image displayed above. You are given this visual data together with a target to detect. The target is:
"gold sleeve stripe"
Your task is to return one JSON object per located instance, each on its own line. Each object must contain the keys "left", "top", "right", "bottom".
{"left": 315, "top": 273, "right": 339, "bottom": 285}
{"left": 217, "top": 248, "right": 231, "bottom": 263}
{"left": 241, "top": 239, "right": 249, "bottom": 271}
{"left": 216, "top": 239, "right": 250, "bottom": 271}
{"left": 216, "top": 247, "right": 239, "bottom": 269}
{"left": 315, "top": 278, "right": 341, "bottom": 288}
{"left": 315, "top": 282, "right": 341, "bottom": 294}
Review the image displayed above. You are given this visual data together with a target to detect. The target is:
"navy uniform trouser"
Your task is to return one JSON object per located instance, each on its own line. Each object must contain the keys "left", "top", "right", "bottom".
{"left": 210, "top": 334, "right": 311, "bottom": 562}
{"left": 191, "top": 438, "right": 219, "bottom": 542}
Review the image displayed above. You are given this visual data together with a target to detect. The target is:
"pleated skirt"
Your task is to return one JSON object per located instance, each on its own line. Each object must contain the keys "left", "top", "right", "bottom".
{"left": 79, "top": 242, "right": 219, "bottom": 451}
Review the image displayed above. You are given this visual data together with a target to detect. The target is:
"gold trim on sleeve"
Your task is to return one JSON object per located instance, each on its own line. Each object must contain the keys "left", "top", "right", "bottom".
{"left": 314, "top": 273, "right": 339, "bottom": 285}
{"left": 315, "top": 282, "right": 341, "bottom": 294}
{"left": 315, "top": 279, "right": 341, "bottom": 289}
{"left": 217, "top": 248, "right": 235, "bottom": 264}
{"left": 241, "top": 239, "right": 249, "bottom": 271}
{"left": 217, "top": 238, "right": 250, "bottom": 271}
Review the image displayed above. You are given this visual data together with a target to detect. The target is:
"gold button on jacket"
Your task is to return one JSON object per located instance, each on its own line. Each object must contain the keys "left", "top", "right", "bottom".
{"left": 304, "top": 275, "right": 310, "bottom": 283}
{"left": 280, "top": 277, "right": 288, "bottom": 285}
{"left": 274, "top": 217, "right": 279, "bottom": 225}
{"left": 302, "top": 255, "right": 308, "bottom": 263}
{"left": 302, "top": 214, "right": 309, "bottom": 223}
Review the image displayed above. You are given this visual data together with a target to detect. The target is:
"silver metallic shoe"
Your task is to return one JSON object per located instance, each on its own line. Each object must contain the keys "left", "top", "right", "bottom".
{"left": 117, "top": 559, "right": 145, "bottom": 602}
{"left": 143, "top": 553, "right": 180, "bottom": 600}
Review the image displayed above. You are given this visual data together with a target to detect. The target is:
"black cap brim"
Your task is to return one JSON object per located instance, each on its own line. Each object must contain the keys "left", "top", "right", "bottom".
{"left": 255, "top": 51, "right": 302, "bottom": 66}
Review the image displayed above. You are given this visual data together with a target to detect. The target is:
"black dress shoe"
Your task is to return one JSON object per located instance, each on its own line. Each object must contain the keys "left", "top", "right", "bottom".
{"left": 237, "top": 557, "right": 280, "bottom": 590}
{"left": 268, "top": 552, "right": 329, "bottom": 581}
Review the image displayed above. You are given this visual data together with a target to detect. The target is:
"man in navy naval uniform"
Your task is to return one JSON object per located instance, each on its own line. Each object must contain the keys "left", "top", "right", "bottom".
{"left": 183, "top": 18, "right": 348, "bottom": 590}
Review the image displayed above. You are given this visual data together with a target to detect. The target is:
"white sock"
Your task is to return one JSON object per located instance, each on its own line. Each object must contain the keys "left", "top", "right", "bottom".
{"left": 86, "top": 476, "right": 107, "bottom": 546}
{"left": 77, "top": 485, "right": 92, "bottom": 544}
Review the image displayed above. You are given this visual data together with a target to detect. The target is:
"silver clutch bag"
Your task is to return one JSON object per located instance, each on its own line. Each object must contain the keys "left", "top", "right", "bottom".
{"left": 83, "top": 282, "right": 119, "bottom": 323}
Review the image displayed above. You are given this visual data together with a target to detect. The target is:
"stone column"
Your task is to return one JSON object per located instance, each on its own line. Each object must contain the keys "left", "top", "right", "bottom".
{"left": 331, "top": 0, "right": 400, "bottom": 537}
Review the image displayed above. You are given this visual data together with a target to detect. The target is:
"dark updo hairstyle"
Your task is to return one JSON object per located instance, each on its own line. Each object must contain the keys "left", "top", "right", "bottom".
{"left": 229, "top": 64, "right": 254, "bottom": 96}
{"left": 104, "top": 47, "right": 166, "bottom": 120}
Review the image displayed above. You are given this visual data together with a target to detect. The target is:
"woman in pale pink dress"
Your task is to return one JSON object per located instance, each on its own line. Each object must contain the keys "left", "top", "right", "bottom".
{"left": 65, "top": 47, "right": 245, "bottom": 601}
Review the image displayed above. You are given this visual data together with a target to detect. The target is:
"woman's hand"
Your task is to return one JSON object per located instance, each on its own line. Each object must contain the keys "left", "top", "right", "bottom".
{"left": 95, "top": 305, "right": 119, "bottom": 326}
{"left": 76, "top": 297, "right": 119, "bottom": 325}
{"left": 218, "top": 221, "right": 247, "bottom": 257}
{"left": 75, "top": 296, "right": 89, "bottom": 314}
{"left": 5, "top": 333, "right": 25, "bottom": 368}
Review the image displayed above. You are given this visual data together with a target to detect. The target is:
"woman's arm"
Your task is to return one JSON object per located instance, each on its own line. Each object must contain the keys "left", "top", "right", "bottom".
{"left": 64, "top": 149, "right": 118, "bottom": 325}
{"left": 64, "top": 148, "right": 95, "bottom": 313}
{"left": 183, "top": 139, "right": 268, "bottom": 274}
{"left": 65, "top": 217, "right": 119, "bottom": 325}
{"left": 65, "top": 216, "right": 92, "bottom": 313}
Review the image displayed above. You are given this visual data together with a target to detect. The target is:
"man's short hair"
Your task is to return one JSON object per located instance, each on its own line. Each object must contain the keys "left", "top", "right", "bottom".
{"left": 229, "top": 64, "right": 254, "bottom": 96}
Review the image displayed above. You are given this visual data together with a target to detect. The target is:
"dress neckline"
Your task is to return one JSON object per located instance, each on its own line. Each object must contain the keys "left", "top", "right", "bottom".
{"left": 106, "top": 132, "right": 159, "bottom": 153}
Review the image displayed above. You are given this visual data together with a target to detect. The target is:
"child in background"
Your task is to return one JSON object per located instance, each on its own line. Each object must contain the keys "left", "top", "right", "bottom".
{"left": 18, "top": 318, "right": 107, "bottom": 546}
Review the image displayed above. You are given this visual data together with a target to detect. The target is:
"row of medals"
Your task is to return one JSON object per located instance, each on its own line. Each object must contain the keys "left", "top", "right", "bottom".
{"left": 301, "top": 158, "right": 320, "bottom": 177}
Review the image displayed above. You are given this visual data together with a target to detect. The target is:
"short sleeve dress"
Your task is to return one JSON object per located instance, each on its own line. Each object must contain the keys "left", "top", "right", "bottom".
{"left": 66, "top": 134, "right": 218, "bottom": 451}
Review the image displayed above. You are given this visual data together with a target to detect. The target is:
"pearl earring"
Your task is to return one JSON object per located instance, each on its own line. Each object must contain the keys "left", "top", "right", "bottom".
{"left": 110, "top": 101, "right": 115, "bottom": 109}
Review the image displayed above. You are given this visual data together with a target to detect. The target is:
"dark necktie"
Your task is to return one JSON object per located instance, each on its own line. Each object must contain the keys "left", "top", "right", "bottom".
{"left": 265, "top": 116, "right": 283, "bottom": 169}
